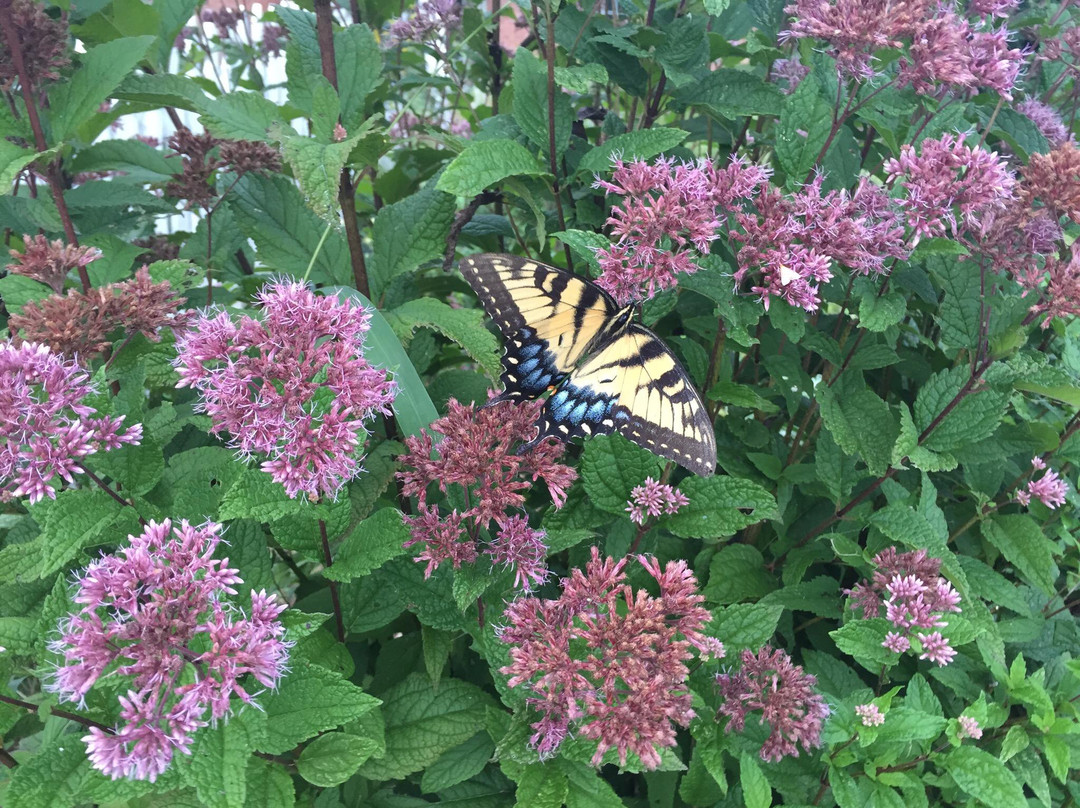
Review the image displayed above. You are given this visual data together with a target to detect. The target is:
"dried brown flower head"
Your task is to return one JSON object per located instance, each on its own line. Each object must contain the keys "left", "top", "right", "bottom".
{"left": 0, "top": 0, "right": 69, "bottom": 90}
{"left": 1018, "top": 141, "right": 1080, "bottom": 224}
{"left": 165, "top": 128, "right": 223, "bottom": 209}
{"left": 133, "top": 235, "right": 181, "bottom": 264}
{"left": 6, "top": 235, "right": 101, "bottom": 293}
{"left": 218, "top": 140, "right": 281, "bottom": 176}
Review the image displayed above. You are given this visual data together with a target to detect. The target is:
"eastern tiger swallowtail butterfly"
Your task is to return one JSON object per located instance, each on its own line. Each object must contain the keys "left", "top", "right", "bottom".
{"left": 459, "top": 254, "right": 717, "bottom": 477}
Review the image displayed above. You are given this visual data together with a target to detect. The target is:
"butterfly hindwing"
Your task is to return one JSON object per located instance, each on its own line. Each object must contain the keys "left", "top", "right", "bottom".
{"left": 459, "top": 254, "right": 620, "bottom": 398}
{"left": 460, "top": 254, "right": 717, "bottom": 476}
{"left": 536, "top": 325, "right": 717, "bottom": 477}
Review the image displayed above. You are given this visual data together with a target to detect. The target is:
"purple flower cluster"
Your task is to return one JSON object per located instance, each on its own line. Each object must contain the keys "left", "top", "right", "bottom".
{"left": 716, "top": 645, "right": 829, "bottom": 761}
{"left": 499, "top": 547, "right": 723, "bottom": 768}
{"left": 733, "top": 175, "right": 907, "bottom": 311}
{"left": 856, "top": 703, "right": 885, "bottom": 726}
{"left": 174, "top": 281, "right": 395, "bottom": 500}
{"left": 957, "top": 715, "right": 983, "bottom": 739}
{"left": 1015, "top": 99, "right": 1072, "bottom": 147}
{"left": 397, "top": 398, "right": 577, "bottom": 589}
{"left": 1017, "top": 457, "right": 1068, "bottom": 508}
{"left": 593, "top": 156, "right": 770, "bottom": 304}
{"left": 386, "top": 0, "right": 461, "bottom": 45}
{"left": 48, "top": 519, "right": 290, "bottom": 782}
{"left": 626, "top": 477, "right": 689, "bottom": 525}
{"left": 884, "top": 133, "right": 1015, "bottom": 246}
{"left": 846, "top": 547, "right": 962, "bottom": 666}
{"left": 0, "top": 341, "right": 141, "bottom": 504}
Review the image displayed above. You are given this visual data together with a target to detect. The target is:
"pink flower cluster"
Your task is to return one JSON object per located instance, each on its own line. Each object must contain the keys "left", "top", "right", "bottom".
{"left": 386, "top": 0, "right": 461, "bottom": 45}
{"left": 856, "top": 703, "right": 885, "bottom": 726}
{"left": 1021, "top": 247, "right": 1080, "bottom": 326}
{"left": 957, "top": 715, "right": 983, "bottom": 739}
{"left": 593, "top": 156, "right": 770, "bottom": 304}
{"left": 0, "top": 341, "right": 141, "bottom": 504}
{"left": 846, "top": 547, "right": 962, "bottom": 666}
{"left": 716, "top": 645, "right": 829, "bottom": 761}
{"left": 173, "top": 281, "right": 395, "bottom": 500}
{"left": 499, "top": 547, "right": 723, "bottom": 768}
{"left": 626, "top": 477, "right": 689, "bottom": 524}
{"left": 1015, "top": 99, "right": 1072, "bottom": 148}
{"left": 884, "top": 134, "right": 1015, "bottom": 246}
{"left": 48, "top": 519, "right": 290, "bottom": 782}
{"left": 899, "top": 11, "right": 1024, "bottom": 100}
{"left": 732, "top": 175, "right": 907, "bottom": 311}
{"left": 397, "top": 398, "right": 577, "bottom": 589}
{"left": 1016, "top": 457, "right": 1068, "bottom": 508}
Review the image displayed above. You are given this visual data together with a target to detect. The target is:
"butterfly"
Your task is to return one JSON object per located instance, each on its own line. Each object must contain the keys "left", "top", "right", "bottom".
{"left": 459, "top": 254, "right": 717, "bottom": 477}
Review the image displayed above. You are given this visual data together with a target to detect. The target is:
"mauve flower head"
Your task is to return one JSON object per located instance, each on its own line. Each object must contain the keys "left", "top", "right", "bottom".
{"left": 969, "top": 0, "right": 1020, "bottom": 16}
{"left": 957, "top": 715, "right": 983, "bottom": 739}
{"left": 48, "top": 519, "right": 290, "bottom": 782}
{"left": 884, "top": 133, "right": 1016, "bottom": 246}
{"left": 6, "top": 234, "right": 101, "bottom": 294}
{"left": 386, "top": 0, "right": 461, "bottom": 45}
{"left": 1016, "top": 99, "right": 1071, "bottom": 147}
{"left": 772, "top": 56, "right": 810, "bottom": 94}
{"left": 260, "top": 22, "right": 288, "bottom": 57}
{"left": 174, "top": 280, "right": 395, "bottom": 500}
{"left": 845, "top": 547, "right": 961, "bottom": 666}
{"left": 593, "top": 155, "right": 771, "bottom": 304}
{"left": 716, "top": 645, "right": 829, "bottom": 762}
{"left": 780, "top": 0, "right": 932, "bottom": 79}
{"left": 0, "top": 341, "right": 141, "bottom": 503}
{"left": 1018, "top": 141, "right": 1080, "bottom": 225}
{"left": 398, "top": 398, "right": 575, "bottom": 586}
{"left": 855, "top": 703, "right": 885, "bottom": 726}
{"left": 626, "top": 477, "right": 689, "bottom": 524}
{"left": 0, "top": 0, "right": 69, "bottom": 90}
{"left": 499, "top": 547, "right": 723, "bottom": 768}
{"left": 1016, "top": 457, "right": 1069, "bottom": 507}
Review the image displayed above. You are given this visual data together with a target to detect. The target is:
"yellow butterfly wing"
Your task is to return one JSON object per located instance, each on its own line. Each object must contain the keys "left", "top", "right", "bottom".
{"left": 538, "top": 325, "right": 717, "bottom": 477}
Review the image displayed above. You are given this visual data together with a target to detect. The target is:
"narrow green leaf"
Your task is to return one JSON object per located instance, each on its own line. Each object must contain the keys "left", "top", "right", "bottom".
{"left": 740, "top": 752, "right": 772, "bottom": 808}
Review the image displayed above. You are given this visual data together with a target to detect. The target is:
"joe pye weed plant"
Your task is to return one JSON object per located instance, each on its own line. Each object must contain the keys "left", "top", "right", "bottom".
{"left": 0, "top": 0, "right": 1079, "bottom": 806}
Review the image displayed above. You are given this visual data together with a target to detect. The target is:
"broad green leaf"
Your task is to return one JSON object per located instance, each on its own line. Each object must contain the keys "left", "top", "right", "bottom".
{"left": 859, "top": 290, "right": 907, "bottom": 332}
{"left": 219, "top": 467, "right": 311, "bottom": 523}
{"left": 376, "top": 559, "right": 462, "bottom": 630}
{"left": 332, "top": 287, "right": 439, "bottom": 437}
{"left": 5, "top": 742, "right": 94, "bottom": 808}
{"left": 276, "top": 122, "right": 368, "bottom": 220}
{"left": 981, "top": 515, "right": 1057, "bottom": 595}
{"left": 994, "top": 108, "right": 1050, "bottom": 161}
{"left": 554, "top": 63, "right": 609, "bottom": 92}
{"left": 0, "top": 140, "right": 39, "bottom": 192}
{"left": 335, "top": 23, "right": 382, "bottom": 128}
{"left": 943, "top": 746, "right": 1027, "bottom": 808}
{"left": 515, "top": 763, "right": 570, "bottom": 808}
{"left": 711, "top": 603, "right": 783, "bottom": 651}
{"left": 324, "top": 508, "right": 410, "bottom": 582}
{"left": 0, "top": 616, "right": 37, "bottom": 654}
{"left": 420, "top": 732, "right": 495, "bottom": 793}
{"left": 831, "top": 619, "right": 896, "bottom": 670}
{"left": 665, "top": 476, "right": 779, "bottom": 539}
{"left": 576, "top": 128, "right": 689, "bottom": 176}
{"left": 385, "top": 297, "right": 501, "bottom": 380}
{"left": 370, "top": 184, "right": 457, "bottom": 298}
{"left": 69, "top": 138, "right": 175, "bottom": 178}
{"left": 759, "top": 576, "right": 842, "bottom": 617}
{"left": 258, "top": 661, "right": 380, "bottom": 755}
{"left": 36, "top": 488, "right": 136, "bottom": 577}
{"left": 513, "top": 49, "right": 572, "bottom": 161}
{"left": 115, "top": 72, "right": 210, "bottom": 111}
{"left": 873, "top": 707, "right": 946, "bottom": 743}
{"left": 422, "top": 624, "right": 454, "bottom": 685}
{"left": 560, "top": 759, "right": 628, "bottom": 808}
{"left": 437, "top": 139, "right": 550, "bottom": 198}
{"left": 913, "top": 366, "right": 1008, "bottom": 453}
{"left": 818, "top": 375, "right": 898, "bottom": 476}
{"left": 297, "top": 731, "right": 380, "bottom": 787}
{"left": 675, "top": 69, "right": 784, "bottom": 119}
{"left": 580, "top": 433, "right": 664, "bottom": 515}
{"left": 776, "top": 76, "right": 833, "bottom": 179}
{"left": 740, "top": 752, "right": 772, "bottom": 808}
{"left": 50, "top": 36, "right": 156, "bottom": 141}
{"left": 243, "top": 758, "right": 295, "bottom": 808}
{"left": 703, "top": 544, "right": 777, "bottom": 603}
{"left": 199, "top": 91, "right": 284, "bottom": 141}
{"left": 87, "top": 437, "right": 165, "bottom": 497}
{"left": 927, "top": 255, "right": 981, "bottom": 353}
{"left": 181, "top": 710, "right": 266, "bottom": 808}
{"left": 230, "top": 172, "right": 351, "bottom": 285}
{"left": 358, "top": 673, "right": 495, "bottom": 780}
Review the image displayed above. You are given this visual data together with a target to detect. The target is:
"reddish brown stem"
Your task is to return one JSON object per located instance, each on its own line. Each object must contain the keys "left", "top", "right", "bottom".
{"left": 0, "top": 693, "right": 114, "bottom": 733}
{"left": 319, "top": 519, "right": 346, "bottom": 643}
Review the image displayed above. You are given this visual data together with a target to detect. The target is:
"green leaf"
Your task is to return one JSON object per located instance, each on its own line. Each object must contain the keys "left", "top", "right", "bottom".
{"left": 258, "top": 661, "right": 380, "bottom": 755}
{"left": 515, "top": 763, "right": 570, "bottom": 808}
{"left": 576, "top": 128, "right": 689, "bottom": 176}
{"left": 332, "top": 287, "right": 439, "bottom": 437}
{"left": 554, "top": 63, "right": 609, "bottom": 93}
{"left": 675, "top": 69, "right": 784, "bottom": 119}
{"left": 0, "top": 616, "right": 37, "bottom": 654}
{"left": 817, "top": 375, "right": 898, "bottom": 476}
{"left": 665, "top": 476, "right": 779, "bottom": 539}
{"left": 50, "top": 36, "right": 156, "bottom": 142}
{"left": 243, "top": 758, "right": 295, "bottom": 808}
{"left": 358, "top": 673, "right": 495, "bottom": 780}
{"left": 981, "top": 515, "right": 1057, "bottom": 596}
{"left": 69, "top": 138, "right": 175, "bottom": 178}
{"left": 421, "top": 732, "right": 495, "bottom": 793}
{"left": 219, "top": 467, "right": 312, "bottom": 523}
{"left": 87, "top": 437, "right": 165, "bottom": 497}
{"left": 776, "top": 76, "right": 833, "bottom": 179}
{"left": 276, "top": 122, "right": 369, "bottom": 220}
{"left": 513, "top": 49, "right": 572, "bottom": 161}
{"left": 703, "top": 544, "right": 777, "bottom": 604}
{"left": 297, "top": 731, "right": 379, "bottom": 787}
{"left": 324, "top": 508, "right": 410, "bottom": 582}
{"left": 335, "top": 24, "right": 382, "bottom": 128}
{"left": 181, "top": 710, "right": 266, "bottom": 808}
{"left": 5, "top": 742, "right": 93, "bottom": 808}
{"left": 913, "top": 367, "right": 1008, "bottom": 453}
{"left": 927, "top": 255, "right": 981, "bottom": 353}
{"left": 36, "top": 488, "right": 135, "bottom": 578}
{"left": 942, "top": 746, "right": 1027, "bottom": 808}
{"left": 115, "top": 72, "right": 210, "bottom": 111}
{"left": 994, "top": 108, "right": 1050, "bottom": 162}
{"left": 759, "top": 576, "right": 842, "bottom": 617}
{"left": 892, "top": 404, "right": 957, "bottom": 472}
{"left": 859, "top": 290, "right": 907, "bottom": 333}
{"left": 422, "top": 624, "right": 455, "bottom": 685}
{"left": 711, "top": 603, "right": 784, "bottom": 651}
{"left": 230, "top": 172, "right": 351, "bottom": 285}
{"left": 580, "top": 433, "right": 664, "bottom": 515}
{"left": 873, "top": 707, "right": 946, "bottom": 743}
{"left": 436, "top": 139, "right": 550, "bottom": 198}
{"left": 385, "top": 298, "right": 501, "bottom": 380}
{"left": 0, "top": 140, "right": 39, "bottom": 192}
{"left": 560, "top": 759, "right": 628, "bottom": 808}
{"left": 199, "top": 91, "right": 284, "bottom": 141}
{"left": 370, "top": 184, "right": 457, "bottom": 298}
{"left": 740, "top": 752, "right": 772, "bottom": 808}
{"left": 830, "top": 619, "right": 896, "bottom": 669}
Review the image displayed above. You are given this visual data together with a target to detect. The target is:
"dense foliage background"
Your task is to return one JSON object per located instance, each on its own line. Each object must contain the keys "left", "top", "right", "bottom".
{"left": 1, "top": 0, "right": 1079, "bottom": 806}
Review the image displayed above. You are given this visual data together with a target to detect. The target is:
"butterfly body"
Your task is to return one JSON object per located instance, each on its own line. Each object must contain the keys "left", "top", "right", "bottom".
{"left": 460, "top": 254, "right": 717, "bottom": 477}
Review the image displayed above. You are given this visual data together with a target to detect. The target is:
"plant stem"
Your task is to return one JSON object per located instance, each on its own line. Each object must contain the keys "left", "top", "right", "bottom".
{"left": 76, "top": 464, "right": 147, "bottom": 526}
{"left": 540, "top": 0, "right": 573, "bottom": 271}
{"left": 319, "top": 518, "right": 346, "bottom": 643}
{"left": 304, "top": 222, "right": 334, "bottom": 283}
{"left": 0, "top": 693, "right": 113, "bottom": 733}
